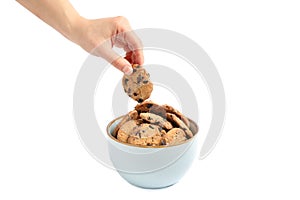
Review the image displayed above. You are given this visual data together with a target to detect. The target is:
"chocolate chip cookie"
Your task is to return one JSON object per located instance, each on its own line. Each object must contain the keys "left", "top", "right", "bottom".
{"left": 127, "top": 124, "right": 163, "bottom": 146}
{"left": 166, "top": 113, "right": 193, "bottom": 138}
{"left": 162, "top": 104, "right": 190, "bottom": 128}
{"left": 122, "top": 64, "right": 153, "bottom": 103}
{"left": 134, "top": 101, "right": 166, "bottom": 117}
{"left": 117, "top": 120, "right": 139, "bottom": 143}
{"left": 140, "top": 112, "right": 173, "bottom": 130}
{"left": 164, "top": 128, "right": 187, "bottom": 145}
{"left": 112, "top": 110, "right": 138, "bottom": 137}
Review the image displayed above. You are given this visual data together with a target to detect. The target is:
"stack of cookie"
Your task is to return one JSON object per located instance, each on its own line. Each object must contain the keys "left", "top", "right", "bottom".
{"left": 112, "top": 101, "right": 196, "bottom": 146}
{"left": 113, "top": 65, "right": 195, "bottom": 146}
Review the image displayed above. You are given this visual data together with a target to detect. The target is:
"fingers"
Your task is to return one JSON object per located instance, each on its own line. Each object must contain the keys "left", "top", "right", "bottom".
{"left": 105, "top": 49, "right": 133, "bottom": 75}
{"left": 91, "top": 40, "right": 133, "bottom": 75}
{"left": 113, "top": 18, "right": 144, "bottom": 65}
{"left": 113, "top": 57, "right": 133, "bottom": 75}
{"left": 124, "top": 50, "right": 143, "bottom": 64}
{"left": 116, "top": 40, "right": 144, "bottom": 67}
{"left": 124, "top": 31, "right": 144, "bottom": 65}
{"left": 132, "top": 49, "right": 144, "bottom": 65}
{"left": 125, "top": 51, "right": 133, "bottom": 64}
{"left": 86, "top": 16, "right": 144, "bottom": 75}
{"left": 112, "top": 33, "right": 144, "bottom": 65}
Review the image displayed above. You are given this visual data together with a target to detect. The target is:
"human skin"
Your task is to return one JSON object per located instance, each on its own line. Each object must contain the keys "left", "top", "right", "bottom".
{"left": 16, "top": 0, "right": 144, "bottom": 75}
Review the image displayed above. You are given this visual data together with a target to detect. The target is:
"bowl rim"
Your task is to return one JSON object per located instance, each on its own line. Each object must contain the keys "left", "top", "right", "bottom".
{"left": 106, "top": 115, "right": 199, "bottom": 149}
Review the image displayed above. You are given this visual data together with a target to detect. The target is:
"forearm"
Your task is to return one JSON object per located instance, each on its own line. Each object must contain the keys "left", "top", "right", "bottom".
{"left": 16, "top": 0, "right": 143, "bottom": 73}
{"left": 16, "top": 0, "right": 84, "bottom": 41}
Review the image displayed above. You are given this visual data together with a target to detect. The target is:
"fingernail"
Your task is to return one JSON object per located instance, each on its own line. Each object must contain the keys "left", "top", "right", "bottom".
{"left": 123, "top": 66, "right": 133, "bottom": 75}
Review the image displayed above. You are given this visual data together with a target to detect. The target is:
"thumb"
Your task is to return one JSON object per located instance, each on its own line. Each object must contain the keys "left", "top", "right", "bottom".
{"left": 111, "top": 56, "right": 133, "bottom": 75}
{"left": 101, "top": 49, "right": 133, "bottom": 75}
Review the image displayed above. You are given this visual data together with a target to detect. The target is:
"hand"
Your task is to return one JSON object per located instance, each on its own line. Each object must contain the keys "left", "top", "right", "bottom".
{"left": 16, "top": 0, "right": 142, "bottom": 74}
{"left": 70, "top": 16, "right": 144, "bottom": 75}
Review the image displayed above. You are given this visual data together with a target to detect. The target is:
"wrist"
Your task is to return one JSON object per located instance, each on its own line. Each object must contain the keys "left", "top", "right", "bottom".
{"left": 60, "top": 11, "right": 87, "bottom": 45}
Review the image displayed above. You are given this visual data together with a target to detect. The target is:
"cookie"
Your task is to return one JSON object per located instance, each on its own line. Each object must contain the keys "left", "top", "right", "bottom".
{"left": 134, "top": 101, "right": 166, "bottom": 117}
{"left": 164, "top": 128, "right": 187, "bottom": 145}
{"left": 112, "top": 110, "right": 138, "bottom": 137}
{"left": 166, "top": 113, "right": 193, "bottom": 138}
{"left": 127, "top": 124, "right": 163, "bottom": 146}
{"left": 117, "top": 120, "right": 138, "bottom": 143}
{"left": 188, "top": 119, "right": 198, "bottom": 135}
{"left": 162, "top": 104, "right": 190, "bottom": 128}
{"left": 122, "top": 64, "right": 153, "bottom": 103}
{"left": 140, "top": 112, "right": 173, "bottom": 130}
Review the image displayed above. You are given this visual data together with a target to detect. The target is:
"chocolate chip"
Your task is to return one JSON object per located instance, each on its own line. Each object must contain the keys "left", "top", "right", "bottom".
{"left": 148, "top": 117, "right": 151, "bottom": 120}
{"left": 143, "top": 80, "right": 148, "bottom": 84}
{"left": 135, "top": 130, "right": 142, "bottom": 138}
{"left": 127, "top": 88, "right": 131, "bottom": 94}
{"left": 133, "top": 92, "right": 138, "bottom": 96}
{"left": 138, "top": 99, "right": 143, "bottom": 103}
{"left": 135, "top": 130, "right": 140, "bottom": 136}
{"left": 124, "top": 78, "right": 129, "bottom": 85}
{"left": 160, "top": 139, "right": 166, "bottom": 145}
{"left": 133, "top": 68, "right": 137, "bottom": 73}
{"left": 137, "top": 74, "right": 143, "bottom": 83}
{"left": 146, "top": 104, "right": 153, "bottom": 108}
{"left": 149, "top": 125, "right": 154, "bottom": 129}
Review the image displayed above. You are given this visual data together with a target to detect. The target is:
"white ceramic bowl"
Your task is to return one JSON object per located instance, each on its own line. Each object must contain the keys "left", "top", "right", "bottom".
{"left": 106, "top": 116, "right": 199, "bottom": 189}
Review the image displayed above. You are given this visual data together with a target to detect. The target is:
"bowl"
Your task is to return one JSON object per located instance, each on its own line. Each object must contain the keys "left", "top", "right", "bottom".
{"left": 106, "top": 116, "right": 199, "bottom": 189}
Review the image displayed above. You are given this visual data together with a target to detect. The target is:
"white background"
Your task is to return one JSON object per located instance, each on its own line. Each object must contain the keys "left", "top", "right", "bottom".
{"left": 1, "top": 0, "right": 299, "bottom": 199}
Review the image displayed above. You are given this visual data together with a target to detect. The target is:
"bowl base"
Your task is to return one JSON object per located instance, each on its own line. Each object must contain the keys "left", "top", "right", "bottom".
{"left": 127, "top": 180, "right": 177, "bottom": 190}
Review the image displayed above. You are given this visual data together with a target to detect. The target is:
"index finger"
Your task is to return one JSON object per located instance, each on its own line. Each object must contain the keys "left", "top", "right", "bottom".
{"left": 132, "top": 49, "right": 144, "bottom": 65}
{"left": 124, "top": 31, "right": 144, "bottom": 65}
